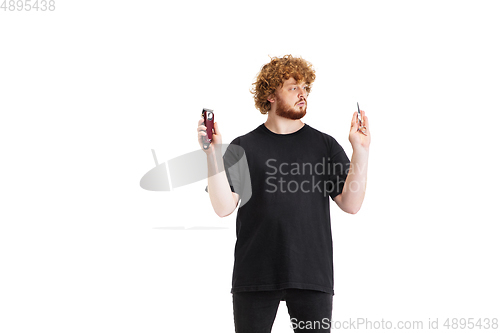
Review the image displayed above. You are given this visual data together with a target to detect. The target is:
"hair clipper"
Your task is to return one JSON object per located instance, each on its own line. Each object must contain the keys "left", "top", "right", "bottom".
{"left": 201, "top": 108, "right": 214, "bottom": 150}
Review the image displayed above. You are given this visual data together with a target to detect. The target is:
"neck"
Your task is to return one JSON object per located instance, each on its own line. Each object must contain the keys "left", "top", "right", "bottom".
{"left": 264, "top": 111, "right": 305, "bottom": 134}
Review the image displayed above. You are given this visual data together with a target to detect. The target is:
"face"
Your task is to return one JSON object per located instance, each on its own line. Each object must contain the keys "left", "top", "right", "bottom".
{"left": 273, "top": 78, "right": 309, "bottom": 120}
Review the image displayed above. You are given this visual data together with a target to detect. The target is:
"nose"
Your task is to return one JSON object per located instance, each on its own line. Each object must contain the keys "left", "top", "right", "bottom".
{"left": 297, "top": 86, "right": 307, "bottom": 98}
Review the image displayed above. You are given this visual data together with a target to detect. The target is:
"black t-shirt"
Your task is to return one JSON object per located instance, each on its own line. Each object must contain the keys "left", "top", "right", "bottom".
{"left": 216, "top": 123, "right": 350, "bottom": 295}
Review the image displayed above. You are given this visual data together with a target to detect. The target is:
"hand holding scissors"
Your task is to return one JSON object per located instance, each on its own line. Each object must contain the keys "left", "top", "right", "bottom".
{"left": 349, "top": 102, "right": 371, "bottom": 150}
{"left": 357, "top": 102, "right": 367, "bottom": 136}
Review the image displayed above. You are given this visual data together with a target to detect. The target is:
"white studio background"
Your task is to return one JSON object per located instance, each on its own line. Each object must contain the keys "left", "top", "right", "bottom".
{"left": 1, "top": 1, "right": 499, "bottom": 332}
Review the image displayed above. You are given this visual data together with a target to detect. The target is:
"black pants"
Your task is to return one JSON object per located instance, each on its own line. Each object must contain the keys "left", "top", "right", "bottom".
{"left": 232, "top": 288, "right": 333, "bottom": 333}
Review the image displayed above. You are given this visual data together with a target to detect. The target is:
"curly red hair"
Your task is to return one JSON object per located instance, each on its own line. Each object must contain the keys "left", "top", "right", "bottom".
{"left": 250, "top": 55, "right": 316, "bottom": 114}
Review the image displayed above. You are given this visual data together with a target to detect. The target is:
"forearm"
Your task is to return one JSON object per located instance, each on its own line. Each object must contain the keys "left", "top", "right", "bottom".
{"left": 206, "top": 150, "right": 238, "bottom": 217}
{"left": 338, "top": 148, "right": 369, "bottom": 214}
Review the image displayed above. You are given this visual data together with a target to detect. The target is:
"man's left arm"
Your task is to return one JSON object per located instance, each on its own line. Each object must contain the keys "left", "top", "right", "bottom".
{"left": 334, "top": 110, "right": 371, "bottom": 214}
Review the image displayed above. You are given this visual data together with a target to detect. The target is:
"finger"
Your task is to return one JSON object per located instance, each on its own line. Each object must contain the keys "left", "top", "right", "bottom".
{"left": 351, "top": 112, "right": 357, "bottom": 128}
{"left": 359, "top": 109, "right": 367, "bottom": 124}
{"left": 213, "top": 122, "right": 218, "bottom": 135}
{"left": 362, "top": 116, "right": 369, "bottom": 132}
{"left": 197, "top": 125, "right": 207, "bottom": 133}
{"left": 198, "top": 118, "right": 204, "bottom": 126}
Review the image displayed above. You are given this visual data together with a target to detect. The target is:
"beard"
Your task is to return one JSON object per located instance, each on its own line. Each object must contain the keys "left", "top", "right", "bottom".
{"left": 275, "top": 94, "right": 307, "bottom": 120}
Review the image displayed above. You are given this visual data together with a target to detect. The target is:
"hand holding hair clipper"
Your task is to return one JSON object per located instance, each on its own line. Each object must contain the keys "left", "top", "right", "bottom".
{"left": 198, "top": 108, "right": 221, "bottom": 154}
{"left": 201, "top": 108, "right": 214, "bottom": 149}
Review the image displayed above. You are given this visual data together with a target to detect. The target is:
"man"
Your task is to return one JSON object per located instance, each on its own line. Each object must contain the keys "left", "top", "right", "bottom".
{"left": 197, "top": 55, "right": 370, "bottom": 333}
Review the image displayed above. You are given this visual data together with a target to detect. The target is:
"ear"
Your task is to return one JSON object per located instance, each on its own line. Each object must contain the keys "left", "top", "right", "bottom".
{"left": 267, "top": 94, "right": 275, "bottom": 103}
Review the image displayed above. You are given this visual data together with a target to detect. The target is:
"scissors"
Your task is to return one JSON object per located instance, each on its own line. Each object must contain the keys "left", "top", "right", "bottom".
{"left": 357, "top": 102, "right": 367, "bottom": 136}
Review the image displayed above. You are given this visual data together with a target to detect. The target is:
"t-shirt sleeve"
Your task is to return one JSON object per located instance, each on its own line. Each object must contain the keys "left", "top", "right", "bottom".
{"left": 327, "top": 138, "right": 351, "bottom": 200}
{"left": 205, "top": 138, "right": 244, "bottom": 195}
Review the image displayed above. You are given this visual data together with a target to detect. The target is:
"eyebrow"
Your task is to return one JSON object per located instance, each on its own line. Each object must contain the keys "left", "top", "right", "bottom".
{"left": 284, "top": 81, "right": 308, "bottom": 87}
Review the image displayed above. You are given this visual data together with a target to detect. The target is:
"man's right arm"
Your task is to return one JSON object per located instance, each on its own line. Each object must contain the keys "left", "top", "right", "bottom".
{"left": 198, "top": 117, "right": 239, "bottom": 217}
{"left": 206, "top": 150, "right": 240, "bottom": 217}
